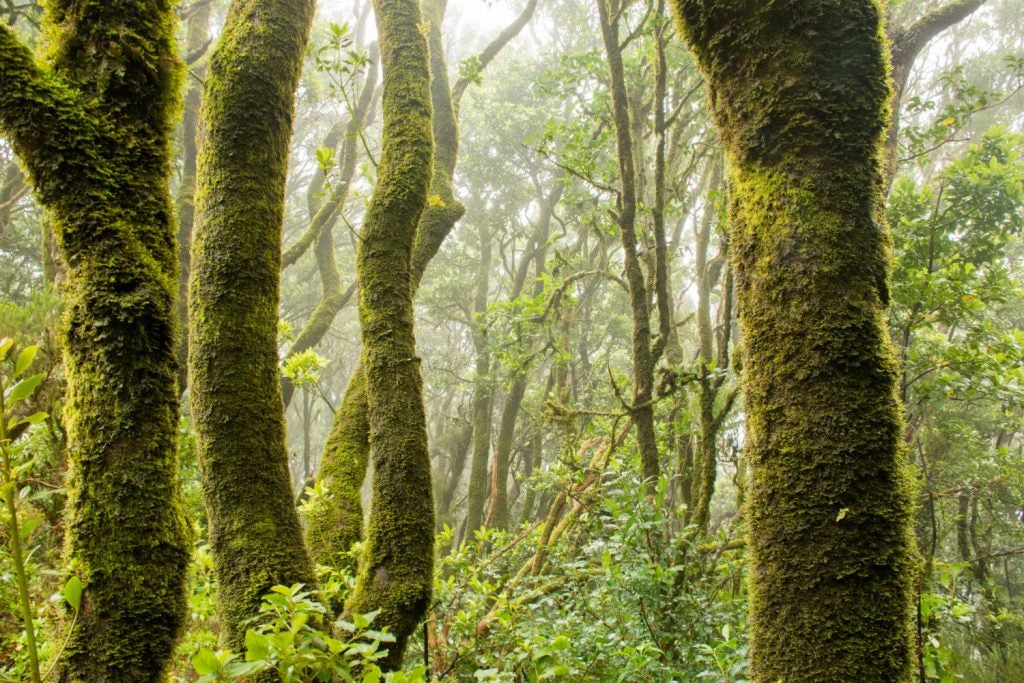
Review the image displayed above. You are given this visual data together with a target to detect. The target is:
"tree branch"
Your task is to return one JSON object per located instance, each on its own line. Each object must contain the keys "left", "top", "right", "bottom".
{"left": 450, "top": 0, "right": 539, "bottom": 107}
{"left": 890, "top": 0, "right": 987, "bottom": 72}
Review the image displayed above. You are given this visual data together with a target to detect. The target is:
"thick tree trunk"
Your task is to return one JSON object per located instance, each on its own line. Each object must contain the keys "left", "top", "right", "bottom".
{"left": 189, "top": 0, "right": 316, "bottom": 651}
{"left": 1, "top": 3, "right": 190, "bottom": 679}
{"left": 673, "top": 1, "right": 917, "bottom": 680}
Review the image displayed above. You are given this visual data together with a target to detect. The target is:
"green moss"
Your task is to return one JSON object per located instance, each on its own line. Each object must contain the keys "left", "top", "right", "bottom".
{"left": 343, "top": 0, "right": 434, "bottom": 670}
{"left": 188, "top": 0, "right": 316, "bottom": 653}
{"left": 672, "top": 1, "right": 916, "bottom": 680}
{"left": 308, "top": 0, "right": 465, "bottom": 611}
{"left": 1, "top": 5, "right": 190, "bottom": 680}
{"left": 305, "top": 368, "right": 370, "bottom": 575}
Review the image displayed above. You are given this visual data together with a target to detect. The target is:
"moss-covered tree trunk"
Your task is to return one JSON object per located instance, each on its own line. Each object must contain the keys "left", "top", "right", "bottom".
{"left": 175, "top": 0, "right": 211, "bottom": 392}
{"left": 343, "top": 0, "right": 434, "bottom": 669}
{"left": 188, "top": 0, "right": 316, "bottom": 651}
{"left": 672, "top": 1, "right": 916, "bottom": 680}
{"left": 304, "top": 0, "right": 466, "bottom": 571}
{"left": 1, "top": 3, "right": 190, "bottom": 679}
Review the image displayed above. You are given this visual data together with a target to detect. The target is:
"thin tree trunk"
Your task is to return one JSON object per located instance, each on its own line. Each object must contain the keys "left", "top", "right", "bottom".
{"left": 597, "top": 0, "right": 660, "bottom": 486}
{"left": 465, "top": 220, "right": 494, "bottom": 536}
{"left": 175, "top": 1, "right": 211, "bottom": 393}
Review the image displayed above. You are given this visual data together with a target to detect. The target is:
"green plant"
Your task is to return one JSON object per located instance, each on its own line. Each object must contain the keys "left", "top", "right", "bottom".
{"left": 1, "top": 339, "right": 47, "bottom": 682}
{"left": 190, "top": 583, "right": 427, "bottom": 682}
{"left": 0, "top": 339, "right": 79, "bottom": 683}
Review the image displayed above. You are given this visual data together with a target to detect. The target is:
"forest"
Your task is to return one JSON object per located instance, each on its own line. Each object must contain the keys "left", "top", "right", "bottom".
{"left": 1, "top": 0, "right": 1023, "bottom": 681}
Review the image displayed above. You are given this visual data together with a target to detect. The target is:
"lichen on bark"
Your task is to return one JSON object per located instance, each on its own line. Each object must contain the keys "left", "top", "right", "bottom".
{"left": 672, "top": 1, "right": 917, "bottom": 680}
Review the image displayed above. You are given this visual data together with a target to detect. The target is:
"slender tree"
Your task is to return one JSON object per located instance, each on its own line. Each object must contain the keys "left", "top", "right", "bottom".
{"left": 303, "top": 0, "right": 537, "bottom": 567}
{"left": 597, "top": 0, "right": 671, "bottom": 487}
{"left": 175, "top": 0, "right": 212, "bottom": 391}
{"left": 342, "top": 0, "right": 434, "bottom": 668}
{"left": 0, "top": 2, "right": 190, "bottom": 679}
{"left": 189, "top": 0, "right": 316, "bottom": 650}
{"left": 672, "top": 0, "right": 917, "bottom": 679}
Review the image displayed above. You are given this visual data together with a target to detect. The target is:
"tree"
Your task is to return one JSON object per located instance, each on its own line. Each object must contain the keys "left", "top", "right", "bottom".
{"left": 303, "top": 0, "right": 536, "bottom": 566}
{"left": 672, "top": 0, "right": 917, "bottom": 679}
{"left": 597, "top": 0, "right": 671, "bottom": 487}
{"left": 0, "top": 2, "right": 190, "bottom": 679}
{"left": 188, "top": 0, "right": 316, "bottom": 652}
{"left": 341, "top": 0, "right": 434, "bottom": 669}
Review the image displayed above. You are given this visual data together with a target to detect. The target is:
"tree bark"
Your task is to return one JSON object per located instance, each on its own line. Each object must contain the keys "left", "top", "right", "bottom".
{"left": 175, "top": 1, "right": 211, "bottom": 393}
{"left": 673, "top": 1, "right": 917, "bottom": 679}
{"left": 1, "top": 2, "right": 190, "bottom": 678}
{"left": 464, "top": 221, "right": 493, "bottom": 536}
{"left": 343, "top": 0, "right": 435, "bottom": 668}
{"left": 306, "top": 0, "right": 541, "bottom": 575}
{"left": 597, "top": 0, "right": 660, "bottom": 486}
{"left": 189, "top": 0, "right": 316, "bottom": 652}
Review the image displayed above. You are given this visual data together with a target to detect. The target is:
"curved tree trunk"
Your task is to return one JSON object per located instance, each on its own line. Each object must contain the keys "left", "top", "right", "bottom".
{"left": 343, "top": 0, "right": 434, "bottom": 668}
{"left": 672, "top": 1, "right": 916, "bottom": 680}
{"left": 1, "top": 2, "right": 190, "bottom": 679}
{"left": 189, "top": 0, "right": 316, "bottom": 651}
{"left": 304, "top": 0, "right": 468, "bottom": 573}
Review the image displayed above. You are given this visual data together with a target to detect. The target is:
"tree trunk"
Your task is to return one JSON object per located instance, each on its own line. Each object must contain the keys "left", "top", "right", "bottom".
{"left": 175, "top": 0, "right": 211, "bottom": 393}
{"left": 1, "top": 3, "right": 190, "bottom": 678}
{"left": 303, "top": 0, "right": 468, "bottom": 573}
{"left": 189, "top": 0, "right": 316, "bottom": 651}
{"left": 465, "top": 221, "right": 493, "bottom": 536}
{"left": 343, "top": 0, "right": 435, "bottom": 668}
{"left": 597, "top": 0, "right": 660, "bottom": 486}
{"left": 673, "top": 1, "right": 917, "bottom": 679}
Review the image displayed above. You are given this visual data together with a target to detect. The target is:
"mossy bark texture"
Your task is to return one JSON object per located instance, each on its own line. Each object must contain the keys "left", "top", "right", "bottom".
{"left": 672, "top": 1, "right": 916, "bottom": 680}
{"left": 175, "top": 1, "right": 211, "bottom": 392}
{"left": 1, "top": 3, "right": 190, "bottom": 680}
{"left": 189, "top": 0, "right": 316, "bottom": 651}
{"left": 305, "top": 0, "right": 465, "bottom": 573}
{"left": 343, "top": 0, "right": 434, "bottom": 669}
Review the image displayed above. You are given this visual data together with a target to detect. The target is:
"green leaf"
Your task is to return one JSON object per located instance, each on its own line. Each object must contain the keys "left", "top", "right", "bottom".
{"left": 63, "top": 576, "right": 83, "bottom": 611}
{"left": 0, "top": 338, "right": 13, "bottom": 362}
{"left": 245, "top": 629, "right": 270, "bottom": 661}
{"left": 18, "top": 412, "right": 48, "bottom": 426}
{"left": 316, "top": 146, "right": 335, "bottom": 170}
{"left": 226, "top": 661, "right": 264, "bottom": 678}
{"left": 192, "top": 649, "right": 222, "bottom": 675}
{"left": 19, "top": 516, "right": 42, "bottom": 540}
{"left": 6, "top": 374, "right": 44, "bottom": 405}
{"left": 835, "top": 507, "right": 849, "bottom": 522}
{"left": 13, "top": 345, "right": 39, "bottom": 377}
